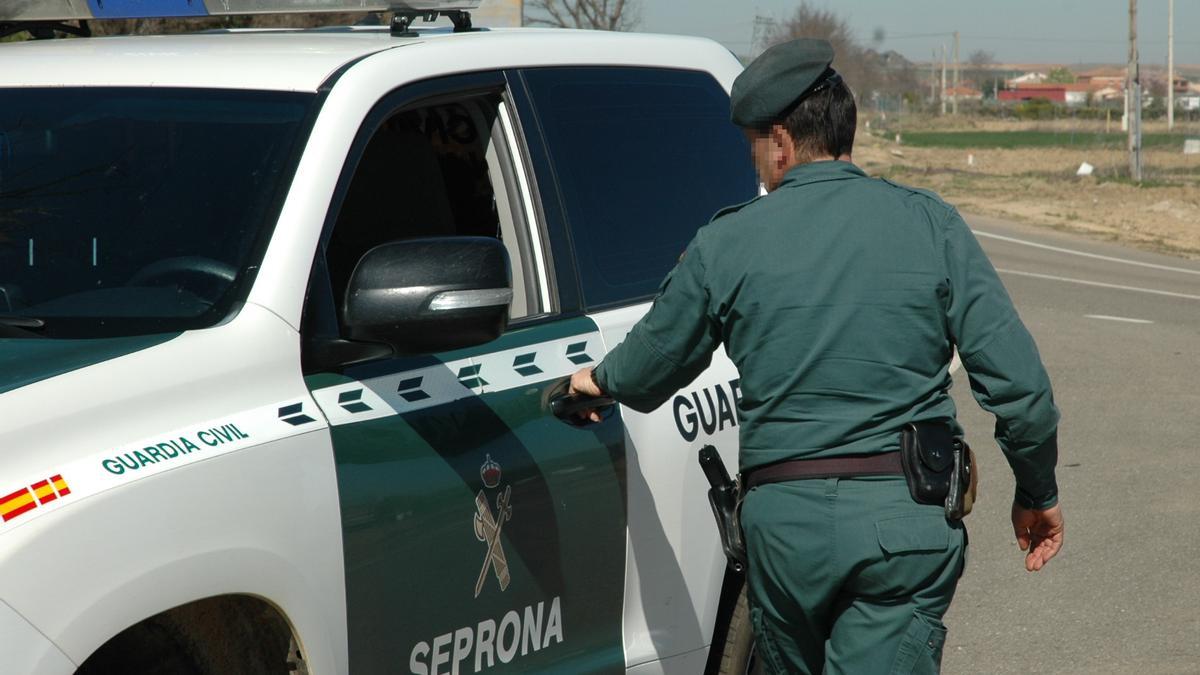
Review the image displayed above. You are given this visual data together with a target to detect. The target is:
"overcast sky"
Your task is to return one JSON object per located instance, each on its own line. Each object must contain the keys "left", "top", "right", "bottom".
{"left": 637, "top": 1, "right": 1198, "bottom": 66}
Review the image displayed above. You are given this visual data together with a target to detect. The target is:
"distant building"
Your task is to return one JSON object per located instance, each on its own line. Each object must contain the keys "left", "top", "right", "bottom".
{"left": 877, "top": 49, "right": 914, "bottom": 70}
{"left": 1092, "top": 85, "right": 1123, "bottom": 103}
{"left": 1075, "top": 67, "right": 1126, "bottom": 89}
{"left": 998, "top": 82, "right": 1090, "bottom": 107}
{"left": 943, "top": 85, "right": 983, "bottom": 101}
{"left": 1006, "top": 71, "right": 1047, "bottom": 87}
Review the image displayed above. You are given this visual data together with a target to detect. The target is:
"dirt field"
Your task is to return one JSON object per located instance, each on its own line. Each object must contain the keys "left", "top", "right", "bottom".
{"left": 853, "top": 118, "right": 1200, "bottom": 259}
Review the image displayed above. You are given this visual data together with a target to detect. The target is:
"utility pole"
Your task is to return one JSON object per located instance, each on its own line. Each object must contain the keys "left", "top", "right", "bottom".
{"left": 1168, "top": 0, "right": 1175, "bottom": 131}
{"left": 751, "top": 15, "right": 777, "bottom": 57}
{"left": 930, "top": 49, "right": 937, "bottom": 106}
{"left": 941, "top": 44, "right": 948, "bottom": 115}
{"left": 952, "top": 31, "right": 960, "bottom": 115}
{"left": 1128, "top": 0, "right": 1142, "bottom": 181}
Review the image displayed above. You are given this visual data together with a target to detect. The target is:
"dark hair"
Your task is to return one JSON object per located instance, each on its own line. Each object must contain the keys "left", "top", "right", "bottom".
{"left": 781, "top": 78, "right": 857, "bottom": 159}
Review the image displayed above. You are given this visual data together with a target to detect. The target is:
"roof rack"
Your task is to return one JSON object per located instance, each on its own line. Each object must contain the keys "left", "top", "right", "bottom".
{"left": 0, "top": 1, "right": 481, "bottom": 39}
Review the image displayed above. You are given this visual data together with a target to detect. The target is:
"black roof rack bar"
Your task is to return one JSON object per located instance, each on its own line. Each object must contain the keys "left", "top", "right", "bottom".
{"left": 390, "top": 8, "right": 473, "bottom": 37}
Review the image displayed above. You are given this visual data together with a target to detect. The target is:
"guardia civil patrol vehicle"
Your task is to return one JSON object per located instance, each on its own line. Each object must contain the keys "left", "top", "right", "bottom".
{"left": 0, "top": 2, "right": 760, "bottom": 672}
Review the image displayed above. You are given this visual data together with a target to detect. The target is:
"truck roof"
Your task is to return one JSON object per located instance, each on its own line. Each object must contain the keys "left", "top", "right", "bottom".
{"left": 0, "top": 27, "right": 734, "bottom": 92}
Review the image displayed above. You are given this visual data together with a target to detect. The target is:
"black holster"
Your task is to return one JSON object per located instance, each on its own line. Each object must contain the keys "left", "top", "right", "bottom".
{"left": 900, "top": 421, "right": 972, "bottom": 520}
{"left": 698, "top": 445, "right": 747, "bottom": 572}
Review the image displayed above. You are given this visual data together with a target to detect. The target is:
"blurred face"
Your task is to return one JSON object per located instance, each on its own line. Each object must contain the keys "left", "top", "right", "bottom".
{"left": 743, "top": 124, "right": 797, "bottom": 192}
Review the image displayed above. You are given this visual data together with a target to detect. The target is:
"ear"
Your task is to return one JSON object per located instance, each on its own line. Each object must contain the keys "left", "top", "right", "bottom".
{"left": 769, "top": 124, "right": 796, "bottom": 170}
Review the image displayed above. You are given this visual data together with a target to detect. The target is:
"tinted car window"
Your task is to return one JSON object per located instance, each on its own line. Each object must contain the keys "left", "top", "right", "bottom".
{"left": 0, "top": 88, "right": 313, "bottom": 338}
{"left": 522, "top": 67, "right": 757, "bottom": 308}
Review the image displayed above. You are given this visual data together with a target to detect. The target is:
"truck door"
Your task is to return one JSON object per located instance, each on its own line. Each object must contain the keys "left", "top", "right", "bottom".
{"left": 511, "top": 66, "right": 760, "bottom": 670}
{"left": 302, "top": 73, "right": 627, "bottom": 674}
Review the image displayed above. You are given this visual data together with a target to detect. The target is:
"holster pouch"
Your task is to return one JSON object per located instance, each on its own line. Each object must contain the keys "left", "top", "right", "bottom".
{"left": 698, "top": 445, "right": 747, "bottom": 572}
{"left": 900, "top": 422, "right": 977, "bottom": 520}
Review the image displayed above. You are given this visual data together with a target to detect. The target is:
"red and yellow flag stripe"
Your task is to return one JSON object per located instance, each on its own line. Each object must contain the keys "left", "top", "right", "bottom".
{"left": 1, "top": 475, "right": 71, "bottom": 523}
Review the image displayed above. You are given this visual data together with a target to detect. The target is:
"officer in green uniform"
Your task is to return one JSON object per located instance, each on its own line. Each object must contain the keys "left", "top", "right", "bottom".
{"left": 570, "top": 38, "right": 1064, "bottom": 674}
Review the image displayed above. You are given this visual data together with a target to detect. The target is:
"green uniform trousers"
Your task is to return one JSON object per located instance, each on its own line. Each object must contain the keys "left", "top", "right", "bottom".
{"left": 741, "top": 475, "right": 966, "bottom": 674}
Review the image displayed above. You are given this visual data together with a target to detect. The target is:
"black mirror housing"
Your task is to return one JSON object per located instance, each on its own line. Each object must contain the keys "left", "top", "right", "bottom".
{"left": 342, "top": 237, "right": 511, "bottom": 355}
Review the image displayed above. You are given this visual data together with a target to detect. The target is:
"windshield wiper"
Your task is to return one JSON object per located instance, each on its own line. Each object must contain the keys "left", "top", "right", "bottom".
{"left": 0, "top": 316, "right": 45, "bottom": 329}
{"left": 0, "top": 316, "right": 47, "bottom": 338}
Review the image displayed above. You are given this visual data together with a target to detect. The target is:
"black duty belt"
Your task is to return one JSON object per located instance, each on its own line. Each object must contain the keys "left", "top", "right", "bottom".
{"left": 742, "top": 451, "right": 903, "bottom": 491}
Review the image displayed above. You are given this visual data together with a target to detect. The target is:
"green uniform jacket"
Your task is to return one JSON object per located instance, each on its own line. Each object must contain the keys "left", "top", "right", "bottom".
{"left": 594, "top": 160, "right": 1059, "bottom": 509}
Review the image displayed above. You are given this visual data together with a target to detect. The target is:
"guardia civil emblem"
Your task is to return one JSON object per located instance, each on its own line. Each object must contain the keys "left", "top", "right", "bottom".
{"left": 473, "top": 455, "right": 512, "bottom": 597}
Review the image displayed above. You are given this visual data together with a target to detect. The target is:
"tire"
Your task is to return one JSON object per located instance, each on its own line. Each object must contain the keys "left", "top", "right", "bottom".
{"left": 717, "top": 580, "right": 764, "bottom": 675}
{"left": 75, "top": 597, "right": 297, "bottom": 675}
{"left": 75, "top": 618, "right": 206, "bottom": 675}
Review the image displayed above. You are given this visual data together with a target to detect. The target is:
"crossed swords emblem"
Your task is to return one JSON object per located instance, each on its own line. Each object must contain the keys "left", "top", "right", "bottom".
{"left": 473, "top": 484, "right": 512, "bottom": 597}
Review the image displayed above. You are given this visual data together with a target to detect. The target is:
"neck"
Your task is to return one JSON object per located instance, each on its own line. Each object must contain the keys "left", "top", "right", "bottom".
{"left": 794, "top": 152, "right": 851, "bottom": 166}
{"left": 767, "top": 154, "right": 854, "bottom": 191}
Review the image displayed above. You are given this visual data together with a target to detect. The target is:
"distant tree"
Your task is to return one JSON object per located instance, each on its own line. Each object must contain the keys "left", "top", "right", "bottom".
{"left": 1147, "top": 76, "right": 1168, "bottom": 98}
{"left": 525, "top": 0, "right": 640, "bottom": 31}
{"left": 967, "top": 49, "right": 995, "bottom": 68}
{"left": 765, "top": 2, "right": 881, "bottom": 100}
{"left": 1046, "top": 67, "right": 1077, "bottom": 83}
{"left": 965, "top": 49, "right": 996, "bottom": 93}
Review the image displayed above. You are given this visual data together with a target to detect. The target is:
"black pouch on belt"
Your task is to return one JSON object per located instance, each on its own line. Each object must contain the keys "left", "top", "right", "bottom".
{"left": 900, "top": 421, "right": 972, "bottom": 520}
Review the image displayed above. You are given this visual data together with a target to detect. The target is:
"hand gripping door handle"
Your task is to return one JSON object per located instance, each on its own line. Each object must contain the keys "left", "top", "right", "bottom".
{"left": 549, "top": 393, "right": 616, "bottom": 420}
{"left": 543, "top": 377, "right": 615, "bottom": 426}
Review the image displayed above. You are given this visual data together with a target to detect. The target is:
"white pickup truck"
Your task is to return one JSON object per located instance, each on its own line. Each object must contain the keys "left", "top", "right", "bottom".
{"left": 0, "top": 2, "right": 759, "bottom": 673}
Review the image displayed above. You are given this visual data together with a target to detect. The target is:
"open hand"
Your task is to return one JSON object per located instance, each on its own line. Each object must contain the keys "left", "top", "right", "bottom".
{"left": 1011, "top": 502, "right": 1064, "bottom": 572}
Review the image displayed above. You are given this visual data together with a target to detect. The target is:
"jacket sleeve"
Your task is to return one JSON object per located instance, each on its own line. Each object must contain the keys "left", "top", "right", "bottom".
{"left": 942, "top": 209, "right": 1061, "bottom": 509}
{"left": 593, "top": 235, "right": 721, "bottom": 413}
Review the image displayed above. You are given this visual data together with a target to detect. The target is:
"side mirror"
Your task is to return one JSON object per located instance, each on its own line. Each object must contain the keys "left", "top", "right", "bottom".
{"left": 342, "top": 237, "right": 511, "bottom": 355}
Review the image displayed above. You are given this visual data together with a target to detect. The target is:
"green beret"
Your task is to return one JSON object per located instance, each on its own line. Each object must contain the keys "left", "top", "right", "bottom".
{"left": 731, "top": 38, "right": 836, "bottom": 128}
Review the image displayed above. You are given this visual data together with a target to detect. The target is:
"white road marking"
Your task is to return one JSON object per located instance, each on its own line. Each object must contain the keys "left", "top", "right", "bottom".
{"left": 974, "top": 230, "right": 1200, "bottom": 276}
{"left": 1084, "top": 314, "right": 1155, "bottom": 324}
{"left": 995, "top": 268, "right": 1200, "bottom": 301}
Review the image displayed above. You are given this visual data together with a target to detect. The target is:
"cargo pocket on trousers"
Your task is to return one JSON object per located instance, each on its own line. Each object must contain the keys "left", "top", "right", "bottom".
{"left": 749, "top": 605, "right": 788, "bottom": 674}
{"left": 890, "top": 612, "right": 947, "bottom": 675}
{"left": 876, "top": 515, "right": 950, "bottom": 555}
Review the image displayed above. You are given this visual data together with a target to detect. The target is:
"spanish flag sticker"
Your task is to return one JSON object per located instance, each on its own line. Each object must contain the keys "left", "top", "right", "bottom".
{"left": 0, "top": 475, "right": 71, "bottom": 523}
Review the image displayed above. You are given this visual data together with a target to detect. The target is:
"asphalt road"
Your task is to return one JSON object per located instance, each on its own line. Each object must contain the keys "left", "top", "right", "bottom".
{"left": 942, "top": 214, "right": 1200, "bottom": 674}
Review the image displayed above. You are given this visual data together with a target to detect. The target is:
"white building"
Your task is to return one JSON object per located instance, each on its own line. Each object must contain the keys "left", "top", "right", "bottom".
{"left": 1006, "top": 71, "right": 1047, "bottom": 87}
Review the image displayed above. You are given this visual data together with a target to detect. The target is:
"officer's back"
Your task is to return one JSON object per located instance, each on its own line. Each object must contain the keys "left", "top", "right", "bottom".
{"left": 704, "top": 163, "right": 966, "bottom": 469}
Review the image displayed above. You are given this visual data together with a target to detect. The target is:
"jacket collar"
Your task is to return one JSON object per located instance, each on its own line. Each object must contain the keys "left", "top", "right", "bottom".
{"left": 777, "top": 159, "right": 866, "bottom": 189}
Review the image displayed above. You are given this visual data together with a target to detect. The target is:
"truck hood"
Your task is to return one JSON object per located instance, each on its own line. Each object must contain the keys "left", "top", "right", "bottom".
{"left": 0, "top": 304, "right": 307, "bottom": 539}
{"left": 0, "top": 335, "right": 179, "bottom": 396}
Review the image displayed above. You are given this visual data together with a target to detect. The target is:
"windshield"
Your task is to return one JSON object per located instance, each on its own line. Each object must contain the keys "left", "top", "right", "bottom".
{"left": 0, "top": 87, "right": 316, "bottom": 338}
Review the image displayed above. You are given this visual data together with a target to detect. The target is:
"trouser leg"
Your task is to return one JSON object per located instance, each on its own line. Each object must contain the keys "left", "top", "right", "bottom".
{"left": 825, "top": 477, "right": 967, "bottom": 674}
{"left": 741, "top": 478, "right": 843, "bottom": 675}
{"left": 741, "top": 476, "right": 966, "bottom": 675}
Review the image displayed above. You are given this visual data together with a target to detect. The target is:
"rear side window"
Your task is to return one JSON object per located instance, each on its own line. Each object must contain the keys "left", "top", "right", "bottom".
{"left": 523, "top": 67, "right": 757, "bottom": 308}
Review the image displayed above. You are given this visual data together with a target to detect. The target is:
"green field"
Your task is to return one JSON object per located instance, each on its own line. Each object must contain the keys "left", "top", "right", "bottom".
{"left": 894, "top": 130, "right": 1182, "bottom": 150}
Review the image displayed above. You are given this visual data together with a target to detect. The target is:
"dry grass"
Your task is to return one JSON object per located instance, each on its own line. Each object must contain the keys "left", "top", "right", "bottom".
{"left": 855, "top": 117, "right": 1200, "bottom": 259}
